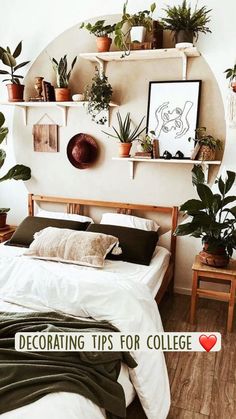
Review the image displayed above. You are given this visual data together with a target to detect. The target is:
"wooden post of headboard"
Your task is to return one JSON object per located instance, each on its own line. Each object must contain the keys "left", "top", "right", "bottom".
{"left": 28, "top": 194, "right": 34, "bottom": 216}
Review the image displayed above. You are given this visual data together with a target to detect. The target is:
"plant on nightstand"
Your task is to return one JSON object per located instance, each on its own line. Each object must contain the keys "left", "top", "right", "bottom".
{"left": 50, "top": 55, "right": 77, "bottom": 102}
{"left": 103, "top": 111, "right": 146, "bottom": 157}
{"left": 80, "top": 20, "right": 116, "bottom": 52}
{"left": 224, "top": 64, "right": 236, "bottom": 92}
{"left": 175, "top": 166, "right": 236, "bottom": 267}
{"left": 0, "top": 111, "right": 31, "bottom": 228}
{"left": 161, "top": 0, "right": 211, "bottom": 47}
{"left": 0, "top": 41, "right": 30, "bottom": 102}
{"left": 188, "top": 127, "right": 222, "bottom": 161}
{"left": 84, "top": 67, "right": 113, "bottom": 125}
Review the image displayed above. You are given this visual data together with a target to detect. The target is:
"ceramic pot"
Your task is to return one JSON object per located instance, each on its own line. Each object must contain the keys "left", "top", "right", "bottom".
{"left": 199, "top": 242, "right": 229, "bottom": 268}
{"left": 96, "top": 36, "right": 112, "bottom": 52}
{"left": 55, "top": 88, "right": 71, "bottom": 102}
{"left": 0, "top": 213, "right": 7, "bottom": 228}
{"left": 198, "top": 145, "right": 215, "bottom": 161}
{"left": 130, "top": 26, "right": 146, "bottom": 43}
{"left": 175, "top": 30, "right": 194, "bottom": 44}
{"left": 7, "top": 84, "right": 24, "bottom": 102}
{"left": 119, "top": 143, "right": 132, "bottom": 158}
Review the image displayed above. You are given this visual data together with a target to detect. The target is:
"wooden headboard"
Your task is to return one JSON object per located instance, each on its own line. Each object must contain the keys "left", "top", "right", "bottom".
{"left": 28, "top": 194, "right": 178, "bottom": 302}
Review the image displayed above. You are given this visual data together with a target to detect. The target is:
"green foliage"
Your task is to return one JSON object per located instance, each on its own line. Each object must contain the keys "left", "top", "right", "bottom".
{"left": 175, "top": 166, "right": 236, "bottom": 257}
{"left": 224, "top": 64, "right": 236, "bottom": 83}
{"left": 0, "top": 41, "right": 30, "bottom": 84}
{"left": 188, "top": 127, "right": 222, "bottom": 151}
{"left": 0, "top": 208, "right": 10, "bottom": 214}
{"left": 114, "top": 2, "right": 156, "bottom": 56}
{"left": 80, "top": 20, "right": 116, "bottom": 37}
{"left": 104, "top": 111, "right": 146, "bottom": 143}
{"left": 161, "top": 0, "right": 211, "bottom": 39}
{"left": 84, "top": 67, "right": 113, "bottom": 125}
{"left": 0, "top": 111, "right": 31, "bottom": 213}
{"left": 139, "top": 134, "right": 153, "bottom": 152}
{"left": 50, "top": 55, "right": 77, "bottom": 88}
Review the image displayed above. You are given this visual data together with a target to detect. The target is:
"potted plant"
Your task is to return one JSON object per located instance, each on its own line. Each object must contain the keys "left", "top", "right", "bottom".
{"left": 188, "top": 127, "right": 222, "bottom": 161}
{"left": 84, "top": 67, "right": 113, "bottom": 125}
{"left": 161, "top": 0, "right": 211, "bottom": 46}
{"left": 50, "top": 55, "right": 77, "bottom": 102}
{"left": 0, "top": 111, "right": 31, "bottom": 227}
{"left": 114, "top": 2, "right": 156, "bottom": 55}
{"left": 224, "top": 64, "right": 236, "bottom": 92}
{"left": 80, "top": 20, "right": 116, "bottom": 52}
{"left": 175, "top": 165, "right": 236, "bottom": 267}
{"left": 137, "top": 134, "right": 153, "bottom": 153}
{"left": 0, "top": 41, "right": 30, "bottom": 102}
{"left": 104, "top": 111, "right": 146, "bottom": 157}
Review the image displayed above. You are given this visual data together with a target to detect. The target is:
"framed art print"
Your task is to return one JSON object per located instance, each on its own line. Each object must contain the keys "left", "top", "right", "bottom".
{"left": 146, "top": 80, "right": 201, "bottom": 158}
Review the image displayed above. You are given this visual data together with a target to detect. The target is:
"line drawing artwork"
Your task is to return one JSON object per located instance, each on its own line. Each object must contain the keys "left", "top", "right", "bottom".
{"left": 154, "top": 100, "right": 194, "bottom": 139}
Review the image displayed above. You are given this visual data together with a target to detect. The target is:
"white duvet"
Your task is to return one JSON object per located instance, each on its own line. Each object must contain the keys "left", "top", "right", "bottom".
{"left": 0, "top": 246, "right": 170, "bottom": 419}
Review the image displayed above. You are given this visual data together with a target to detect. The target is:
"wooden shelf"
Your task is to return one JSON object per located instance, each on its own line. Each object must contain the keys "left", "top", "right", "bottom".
{"left": 112, "top": 157, "right": 221, "bottom": 182}
{"left": 80, "top": 47, "right": 200, "bottom": 80}
{"left": 0, "top": 101, "right": 118, "bottom": 126}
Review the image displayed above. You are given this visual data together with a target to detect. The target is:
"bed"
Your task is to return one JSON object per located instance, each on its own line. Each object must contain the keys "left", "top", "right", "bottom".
{"left": 0, "top": 194, "right": 178, "bottom": 419}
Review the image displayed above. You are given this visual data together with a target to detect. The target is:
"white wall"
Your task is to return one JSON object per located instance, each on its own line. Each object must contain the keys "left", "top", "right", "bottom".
{"left": 0, "top": 0, "right": 236, "bottom": 293}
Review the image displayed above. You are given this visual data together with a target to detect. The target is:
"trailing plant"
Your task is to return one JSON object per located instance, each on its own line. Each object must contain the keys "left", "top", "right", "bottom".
{"left": 224, "top": 64, "right": 236, "bottom": 83}
{"left": 175, "top": 165, "right": 236, "bottom": 257}
{"left": 80, "top": 20, "right": 116, "bottom": 37}
{"left": 50, "top": 55, "right": 77, "bottom": 88}
{"left": 188, "top": 127, "right": 222, "bottom": 150}
{"left": 114, "top": 1, "right": 156, "bottom": 56}
{"left": 0, "top": 41, "right": 30, "bottom": 84}
{"left": 104, "top": 111, "right": 146, "bottom": 143}
{"left": 161, "top": 0, "right": 211, "bottom": 40}
{"left": 0, "top": 111, "right": 31, "bottom": 213}
{"left": 84, "top": 67, "right": 113, "bottom": 125}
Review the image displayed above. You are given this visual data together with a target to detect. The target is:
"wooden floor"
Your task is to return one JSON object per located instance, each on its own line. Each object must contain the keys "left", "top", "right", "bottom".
{"left": 127, "top": 293, "right": 236, "bottom": 419}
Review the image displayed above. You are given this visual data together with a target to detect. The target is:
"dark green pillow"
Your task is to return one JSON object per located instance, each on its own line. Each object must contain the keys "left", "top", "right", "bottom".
{"left": 87, "top": 224, "right": 158, "bottom": 266}
{"left": 6, "top": 216, "right": 90, "bottom": 248}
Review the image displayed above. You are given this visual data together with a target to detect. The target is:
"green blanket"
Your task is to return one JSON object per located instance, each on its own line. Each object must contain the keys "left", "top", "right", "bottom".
{"left": 0, "top": 312, "right": 137, "bottom": 418}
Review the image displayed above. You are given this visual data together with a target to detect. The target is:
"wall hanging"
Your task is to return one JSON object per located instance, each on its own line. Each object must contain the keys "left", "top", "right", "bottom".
{"left": 32, "top": 113, "right": 58, "bottom": 152}
{"left": 67, "top": 133, "right": 98, "bottom": 169}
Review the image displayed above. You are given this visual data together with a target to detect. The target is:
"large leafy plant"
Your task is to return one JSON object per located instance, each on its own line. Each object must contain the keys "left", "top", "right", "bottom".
{"left": 0, "top": 111, "right": 31, "bottom": 213}
{"left": 104, "top": 111, "right": 146, "bottom": 143}
{"left": 0, "top": 41, "right": 30, "bottom": 84}
{"left": 50, "top": 55, "right": 77, "bottom": 88}
{"left": 161, "top": 0, "right": 211, "bottom": 40}
{"left": 175, "top": 166, "right": 236, "bottom": 257}
{"left": 80, "top": 20, "right": 116, "bottom": 37}
{"left": 188, "top": 127, "right": 222, "bottom": 150}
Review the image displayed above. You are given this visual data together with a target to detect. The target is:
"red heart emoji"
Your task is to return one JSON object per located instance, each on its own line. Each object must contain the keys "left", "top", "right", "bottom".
{"left": 199, "top": 334, "right": 217, "bottom": 352}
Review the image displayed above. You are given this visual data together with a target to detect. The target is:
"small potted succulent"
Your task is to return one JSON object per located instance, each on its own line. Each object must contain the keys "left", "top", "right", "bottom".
{"left": 224, "top": 65, "right": 236, "bottom": 92}
{"left": 137, "top": 134, "right": 153, "bottom": 153}
{"left": 84, "top": 67, "right": 113, "bottom": 125}
{"left": 0, "top": 41, "right": 30, "bottom": 102}
{"left": 161, "top": 0, "right": 211, "bottom": 46}
{"left": 115, "top": 2, "right": 156, "bottom": 54}
{"left": 50, "top": 55, "right": 77, "bottom": 102}
{"left": 188, "top": 127, "right": 222, "bottom": 161}
{"left": 175, "top": 166, "right": 236, "bottom": 267}
{"left": 0, "top": 111, "right": 31, "bottom": 227}
{"left": 80, "top": 20, "right": 116, "bottom": 52}
{"left": 104, "top": 111, "right": 146, "bottom": 157}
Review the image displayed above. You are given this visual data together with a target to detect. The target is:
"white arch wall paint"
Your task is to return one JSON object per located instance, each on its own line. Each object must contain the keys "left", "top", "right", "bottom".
{"left": 0, "top": 0, "right": 235, "bottom": 294}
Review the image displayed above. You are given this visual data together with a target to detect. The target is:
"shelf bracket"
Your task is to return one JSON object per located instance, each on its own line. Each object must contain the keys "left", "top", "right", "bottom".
{"left": 17, "top": 105, "right": 27, "bottom": 125}
{"left": 129, "top": 161, "right": 134, "bottom": 179}
{"left": 180, "top": 50, "right": 188, "bottom": 80}
{"left": 94, "top": 57, "right": 105, "bottom": 76}
{"left": 201, "top": 163, "right": 209, "bottom": 184}
{"left": 57, "top": 105, "right": 68, "bottom": 126}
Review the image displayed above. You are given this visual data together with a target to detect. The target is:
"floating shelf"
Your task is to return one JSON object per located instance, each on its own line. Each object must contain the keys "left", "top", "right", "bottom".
{"left": 80, "top": 47, "right": 200, "bottom": 80}
{"left": 112, "top": 157, "right": 221, "bottom": 183}
{"left": 0, "top": 101, "right": 118, "bottom": 126}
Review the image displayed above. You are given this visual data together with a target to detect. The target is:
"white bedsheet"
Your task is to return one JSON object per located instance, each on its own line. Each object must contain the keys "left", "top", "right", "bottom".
{"left": 0, "top": 244, "right": 170, "bottom": 419}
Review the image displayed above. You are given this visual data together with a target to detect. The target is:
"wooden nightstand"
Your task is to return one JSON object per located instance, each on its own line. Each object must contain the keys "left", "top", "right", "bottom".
{"left": 190, "top": 255, "right": 236, "bottom": 332}
{"left": 0, "top": 225, "right": 17, "bottom": 243}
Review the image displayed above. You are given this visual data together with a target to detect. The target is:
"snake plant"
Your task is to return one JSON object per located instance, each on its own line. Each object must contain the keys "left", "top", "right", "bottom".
{"left": 50, "top": 55, "right": 77, "bottom": 88}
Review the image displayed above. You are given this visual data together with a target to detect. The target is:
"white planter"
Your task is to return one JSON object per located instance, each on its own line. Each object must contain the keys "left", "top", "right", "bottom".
{"left": 130, "top": 26, "right": 146, "bottom": 43}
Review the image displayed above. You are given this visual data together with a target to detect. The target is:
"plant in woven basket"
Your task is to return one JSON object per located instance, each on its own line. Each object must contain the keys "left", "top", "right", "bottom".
{"left": 175, "top": 165, "right": 236, "bottom": 267}
{"left": 0, "top": 111, "right": 31, "bottom": 226}
{"left": 189, "top": 127, "right": 222, "bottom": 160}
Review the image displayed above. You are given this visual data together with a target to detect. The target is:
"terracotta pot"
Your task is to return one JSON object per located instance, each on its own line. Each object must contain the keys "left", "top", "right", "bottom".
{"left": 55, "top": 88, "right": 71, "bottom": 102}
{"left": 231, "top": 81, "right": 236, "bottom": 92}
{"left": 7, "top": 84, "right": 24, "bottom": 102}
{"left": 199, "top": 242, "right": 229, "bottom": 268}
{"left": 197, "top": 145, "right": 215, "bottom": 161}
{"left": 118, "top": 143, "right": 132, "bottom": 158}
{"left": 175, "top": 30, "right": 194, "bottom": 45}
{"left": 96, "top": 36, "right": 112, "bottom": 53}
{"left": 0, "top": 213, "right": 7, "bottom": 228}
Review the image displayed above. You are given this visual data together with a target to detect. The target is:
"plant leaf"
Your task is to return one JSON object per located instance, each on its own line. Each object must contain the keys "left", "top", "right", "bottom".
{"left": 14, "top": 61, "right": 30, "bottom": 71}
{"left": 12, "top": 41, "right": 22, "bottom": 58}
{"left": 225, "top": 171, "right": 235, "bottom": 194}
{"left": 0, "top": 164, "right": 31, "bottom": 182}
{"left": 180, "top": 199, "right": 206, "bottom": 212}
{"left": 197, "top": 183, "right": 214, "bottom": 208}
{"left": 0, "top": 149, "right": 6, "bottom": 168}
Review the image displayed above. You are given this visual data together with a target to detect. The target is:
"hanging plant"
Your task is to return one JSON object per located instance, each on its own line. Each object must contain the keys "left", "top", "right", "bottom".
{"left": 84, "top": 67, "right": 113, "bottom": 125}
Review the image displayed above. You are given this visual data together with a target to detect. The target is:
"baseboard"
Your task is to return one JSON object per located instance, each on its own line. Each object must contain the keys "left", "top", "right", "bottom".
{"left": 174, "top": 286, "right": 191, "bottom": 295}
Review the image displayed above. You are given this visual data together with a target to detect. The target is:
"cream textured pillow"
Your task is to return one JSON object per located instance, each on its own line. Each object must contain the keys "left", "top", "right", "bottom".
{"left": 100, "top": 212, "right": 160, "bottom": 232}
{"left": 24, "top": 227, "right": 120, "bottom": 268}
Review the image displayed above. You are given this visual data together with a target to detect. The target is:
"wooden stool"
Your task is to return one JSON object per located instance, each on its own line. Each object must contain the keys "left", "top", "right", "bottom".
{"left": 190, "top": 255, "right": 236, "bottom": 333}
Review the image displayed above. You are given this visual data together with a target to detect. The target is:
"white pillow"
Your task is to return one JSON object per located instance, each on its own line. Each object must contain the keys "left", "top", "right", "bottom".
{"left": 100, "top": 213, "right": 160, "bottom": 232}
{"left": 36, "top": 208, "right": 93, "bottom": 224}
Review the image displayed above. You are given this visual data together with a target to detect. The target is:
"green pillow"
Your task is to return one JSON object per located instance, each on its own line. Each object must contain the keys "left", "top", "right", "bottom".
{"left": 6, "top": 216, "right": 90, "bottom": 248}
{"left": 87, "top": 224, "right": 158, "bottom": 266}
